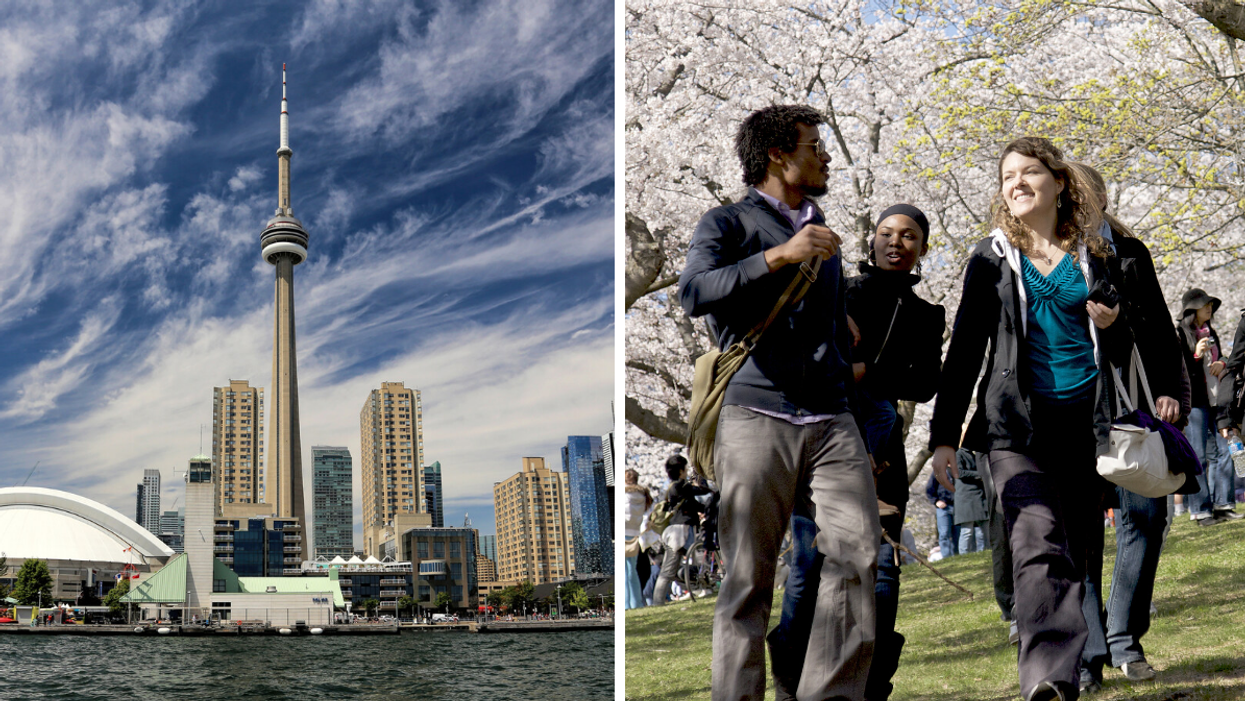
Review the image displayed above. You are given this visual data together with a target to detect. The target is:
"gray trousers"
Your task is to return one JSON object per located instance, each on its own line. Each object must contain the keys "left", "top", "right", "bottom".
{"left": 711, "top": 406, "right": 881, "bottom": 701}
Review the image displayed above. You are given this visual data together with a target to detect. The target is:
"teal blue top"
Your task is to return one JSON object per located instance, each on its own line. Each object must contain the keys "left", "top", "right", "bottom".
{"left": 1021, "top": 254, "right": 1097, "bottom": 401}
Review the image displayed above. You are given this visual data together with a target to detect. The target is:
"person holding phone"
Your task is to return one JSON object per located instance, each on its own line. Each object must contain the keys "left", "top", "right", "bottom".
{"left": 929, "top": 137, "right": 1132, "bottom": 701}
{"left": 1175, "top": 288, "right": 1241, "bottom": 524}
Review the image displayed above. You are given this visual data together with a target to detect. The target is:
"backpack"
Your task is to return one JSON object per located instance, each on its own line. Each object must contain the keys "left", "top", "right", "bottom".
{"left": 648, "top": 495, "right": 684, "bottom": 536}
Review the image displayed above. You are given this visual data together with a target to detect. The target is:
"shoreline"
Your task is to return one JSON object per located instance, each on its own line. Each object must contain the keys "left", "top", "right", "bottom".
{"left": 0, "top": 619, "right": 613, "bottom": 636}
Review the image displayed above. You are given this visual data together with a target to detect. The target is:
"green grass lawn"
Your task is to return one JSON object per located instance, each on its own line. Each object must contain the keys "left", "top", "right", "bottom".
{"left": 624, "top": 513, "right": 1245, "bottom": 700}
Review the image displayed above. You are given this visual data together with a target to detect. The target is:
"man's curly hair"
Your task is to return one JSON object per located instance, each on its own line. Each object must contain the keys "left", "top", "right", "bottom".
{"left": 735, "top": 105, "right": 826, "bottom": 187}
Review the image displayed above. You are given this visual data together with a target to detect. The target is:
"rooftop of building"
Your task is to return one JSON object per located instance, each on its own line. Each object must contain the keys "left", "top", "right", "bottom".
{"left": 0, "top": 486, "right": 174, "bottom": 565}
{"left": 122, "top": 554, "right": 345, "bottom": 607}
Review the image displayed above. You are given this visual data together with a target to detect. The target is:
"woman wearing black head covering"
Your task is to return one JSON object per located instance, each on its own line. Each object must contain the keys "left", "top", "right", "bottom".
{"left": 1175, "top": 288, "right": 1240, "bottom": 523}
{"left": 766, "top": 203, "right": 945, "bottom": 701}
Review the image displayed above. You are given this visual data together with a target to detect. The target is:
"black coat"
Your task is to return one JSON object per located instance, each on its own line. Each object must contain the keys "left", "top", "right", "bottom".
{"left": 1107, "top": 235, "right": 1183, "bottom": 410}
{"left": 845, "top": 263, "right": 946, "bottom": 403}
{"left": 1176, "top": 316, "right": 1229, "bottom": 412}
{"left": 930, "top": 235, "right": 1133, "bottom": 455}
{"left": 663, "top": 479, "right": 713, "bottom": 527}
{"left": 952, "top": 449, "right": 988, "bottom": 524}
{"left": 1219, "top": 311, "right": 1245, "bottom": 429}
{"left": 925, "top": 471, "right": 954, "bottom": 508}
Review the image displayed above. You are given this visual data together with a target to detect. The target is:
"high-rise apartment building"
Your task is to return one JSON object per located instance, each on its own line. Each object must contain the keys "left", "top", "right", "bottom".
{"left": 476, "top": 554, "right": 497, "bottom": 583}
{"left": 492, "top": 457, "right": 575, "bottom": 584}
{"left": 312, "top": 446, "right": 354, "bottom": 559}
{"left": 158, "top": 509, "right": 185, "bottom": 553}
{"left": 360, "top": 381, "right": 426, "bottom": 555}
{"left": 424, "top": 461, "right": 443, "bottom": 528}
{"left": 602, "top": 430, "right": 615, "bottom": 541}
{"left": 601, "top": 432, "right": 615, "bottom": 488}
{"left": 211, "top": 380, "right": 265, "bottom": 512}
{"left": 563, "top": 436, "right": 612, "bottom": 576}
{"left": 478, "top": 534, "right": 497, "bottom": 564}
{"left": 135, "top": 469, "right": 161, "bottom": 531}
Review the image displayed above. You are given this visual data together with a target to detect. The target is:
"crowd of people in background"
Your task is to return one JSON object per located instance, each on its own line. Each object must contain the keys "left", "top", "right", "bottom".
{"left": 622, "top": 103, "right": 1245, "bottom": 701}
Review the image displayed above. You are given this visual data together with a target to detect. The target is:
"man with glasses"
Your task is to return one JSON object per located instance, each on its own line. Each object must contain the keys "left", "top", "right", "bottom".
{"left": 680, "top": 104, "right": 880, "bottom": 701}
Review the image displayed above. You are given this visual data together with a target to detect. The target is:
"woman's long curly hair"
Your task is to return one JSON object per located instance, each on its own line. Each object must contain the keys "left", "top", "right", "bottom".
{"left": 990, "top": 137, "right": 1109, "bottom": 260}
{"left": 1068, "top": 161, "right": 1135, "bottom": 239}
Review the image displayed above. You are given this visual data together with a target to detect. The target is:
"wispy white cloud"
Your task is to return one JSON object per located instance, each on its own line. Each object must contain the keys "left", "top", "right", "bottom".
{"left": 0, "top": 1, "right": 614, "bottom": 543}
{"left": 0, "top": 297, "right": 124, "bottom": 421}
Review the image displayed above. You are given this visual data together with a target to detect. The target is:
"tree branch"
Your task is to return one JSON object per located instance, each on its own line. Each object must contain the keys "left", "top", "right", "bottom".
{"left": 1180, "top": 0, "right": 1245, "bottom": 41}
{"left": 625, "top": 396, "right": 687, "bottom": 445}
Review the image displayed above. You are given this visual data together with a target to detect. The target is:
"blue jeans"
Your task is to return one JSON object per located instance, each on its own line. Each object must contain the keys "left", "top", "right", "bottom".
{"left": 1082, "top": 486, "right": 1166, "bottom": 674}
{"left": 957, "top": 521, "right": 987, "bottom": 553}
{"left": 625, "top": 555, "right": 646, "bottom": 610}
{"left": 858, "top": 389, "right": 897, "bottom": 458}
{"left": 1106, "top": 487, "right": 1167, "bottom": 666}
{"left": 1183, "top": 407, "right": 1235, "bottom": 515}
{"left": 936, "top": 506, "right": 959, "bottom": 558}
{"left": 770, "top": 506, "right": 903, "bottom": 701}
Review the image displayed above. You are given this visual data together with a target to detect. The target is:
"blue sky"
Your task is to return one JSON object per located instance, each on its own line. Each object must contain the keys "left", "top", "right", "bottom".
{"left": 0, "top": 0, "right": 614, "bottom": 540}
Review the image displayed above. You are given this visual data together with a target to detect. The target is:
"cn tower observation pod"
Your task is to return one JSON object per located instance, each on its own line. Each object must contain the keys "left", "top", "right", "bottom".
{"left": 261, "top": 214, "right": 309, "bottom": 265}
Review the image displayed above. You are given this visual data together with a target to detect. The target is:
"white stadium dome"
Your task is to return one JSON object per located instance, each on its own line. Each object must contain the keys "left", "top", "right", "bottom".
{"left": 0, "top": 486, "right": 174, "bottom": 565}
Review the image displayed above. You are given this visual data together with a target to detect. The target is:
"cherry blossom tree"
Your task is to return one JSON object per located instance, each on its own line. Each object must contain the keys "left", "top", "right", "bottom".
{"left": 625, "top": 0, "right": 1245, "bottom": 486}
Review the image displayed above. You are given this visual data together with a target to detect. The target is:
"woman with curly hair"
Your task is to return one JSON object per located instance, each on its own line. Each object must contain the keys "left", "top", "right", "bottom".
{"left": 929, "top": 137, "right": 1133, "bottom": 701}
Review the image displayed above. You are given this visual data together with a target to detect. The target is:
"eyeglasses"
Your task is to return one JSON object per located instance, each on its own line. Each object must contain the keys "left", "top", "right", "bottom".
{"left": 796, "top": 139, "right": 830, "bottom": 157}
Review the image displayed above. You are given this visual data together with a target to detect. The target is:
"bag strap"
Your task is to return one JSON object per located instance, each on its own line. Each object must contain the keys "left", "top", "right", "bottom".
{"left": 741, "top": 257, "right": 821, "bottom": 350}
{"left": 1113, "top": 345, "right": 1157, "bottom": 417}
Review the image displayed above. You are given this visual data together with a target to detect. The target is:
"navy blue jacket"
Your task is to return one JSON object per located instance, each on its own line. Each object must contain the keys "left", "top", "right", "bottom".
{"left": 679, "top": 190, "right": 855, "bottom": 416}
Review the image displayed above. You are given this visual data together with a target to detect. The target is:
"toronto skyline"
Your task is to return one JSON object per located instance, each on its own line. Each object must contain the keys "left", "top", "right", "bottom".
{"left": 0, "top": 0, "right": 614, "bottom": 538}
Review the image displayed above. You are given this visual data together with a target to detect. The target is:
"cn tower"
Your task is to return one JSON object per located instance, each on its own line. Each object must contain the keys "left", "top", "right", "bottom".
{"left": 260, "top": 64, "right": 307, "bottom": 526}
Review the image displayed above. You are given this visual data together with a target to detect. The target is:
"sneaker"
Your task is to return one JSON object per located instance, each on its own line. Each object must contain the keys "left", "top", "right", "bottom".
{"left": 1198, "top": 515, "right": 1223, "bottom": 527}
{"left": 1080, "top": 668, "right": 1103, "bottom": 695}
{"left": 1214, "top": 508, "right": 1244, "bottom": 520}
{"left": 1008, "top": 620, "right": 1020, "bottom": 645}
{"left": 1120, "top": 660, "right": 1156, "bottom": 681}
{"left": 1174, "top": 503, "right": 1187, "bottom": 516}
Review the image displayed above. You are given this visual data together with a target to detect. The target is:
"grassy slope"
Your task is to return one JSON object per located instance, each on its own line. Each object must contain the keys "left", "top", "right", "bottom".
{"left": 624, "top": 514, "right": 1245, "bottom": 700}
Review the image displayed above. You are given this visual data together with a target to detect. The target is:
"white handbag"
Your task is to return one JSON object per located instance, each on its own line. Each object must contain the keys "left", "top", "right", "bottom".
{"left": 1095, "top": 348, "right": 1187, "bottom": 498}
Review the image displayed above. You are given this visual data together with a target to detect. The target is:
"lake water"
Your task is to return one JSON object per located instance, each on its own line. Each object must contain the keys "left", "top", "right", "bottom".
{"left": 2, "top": 630, "right": 614, "bottom": 700}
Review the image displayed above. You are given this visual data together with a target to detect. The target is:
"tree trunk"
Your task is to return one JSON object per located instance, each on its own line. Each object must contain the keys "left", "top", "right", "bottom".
{"left": 625, "top": 212, "right": 666, "bottom": 311}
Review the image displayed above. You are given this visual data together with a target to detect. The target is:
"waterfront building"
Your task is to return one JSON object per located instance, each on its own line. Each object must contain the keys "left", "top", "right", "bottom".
{"left": 493, "top": 457, "right": 575, "bottom": 584}
{"left": 214, "top": 514, "right": 304, "bottom": 577}
{"left": 563, "top": 436, "right": 612, "bottom": 576}
{"left": 360, "top": 381, "right": 427, "bottom": 556}
{"left": 295, "top": 557, "right": 412, "bottom": 615}
{"left": 423, "top": 461, "right": 443, "bottom": 528}
{"left": 211, "top": 380, "right": 265, "bottom": 511}
{"left": 158, "top": 509, "right": 185, "bottom": 553}
{"left": 135, "top": 469, "right": 161, "bottom": 531}
{"left": 127, "top": 449, "right": 333, "bottom": 625}
{"left": 0, "top": 486, "right": 174, "bottom": 602}
{"left": 312, "top": 446, "right": 354, "bottom": 559}
{"left": 389, "top": 527, "right": 478, "bottom": 611}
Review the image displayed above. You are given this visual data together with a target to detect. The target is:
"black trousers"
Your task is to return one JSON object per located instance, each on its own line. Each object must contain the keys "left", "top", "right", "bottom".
{"left": 988, "top": 391, "right": 1104, "bottom": 699}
